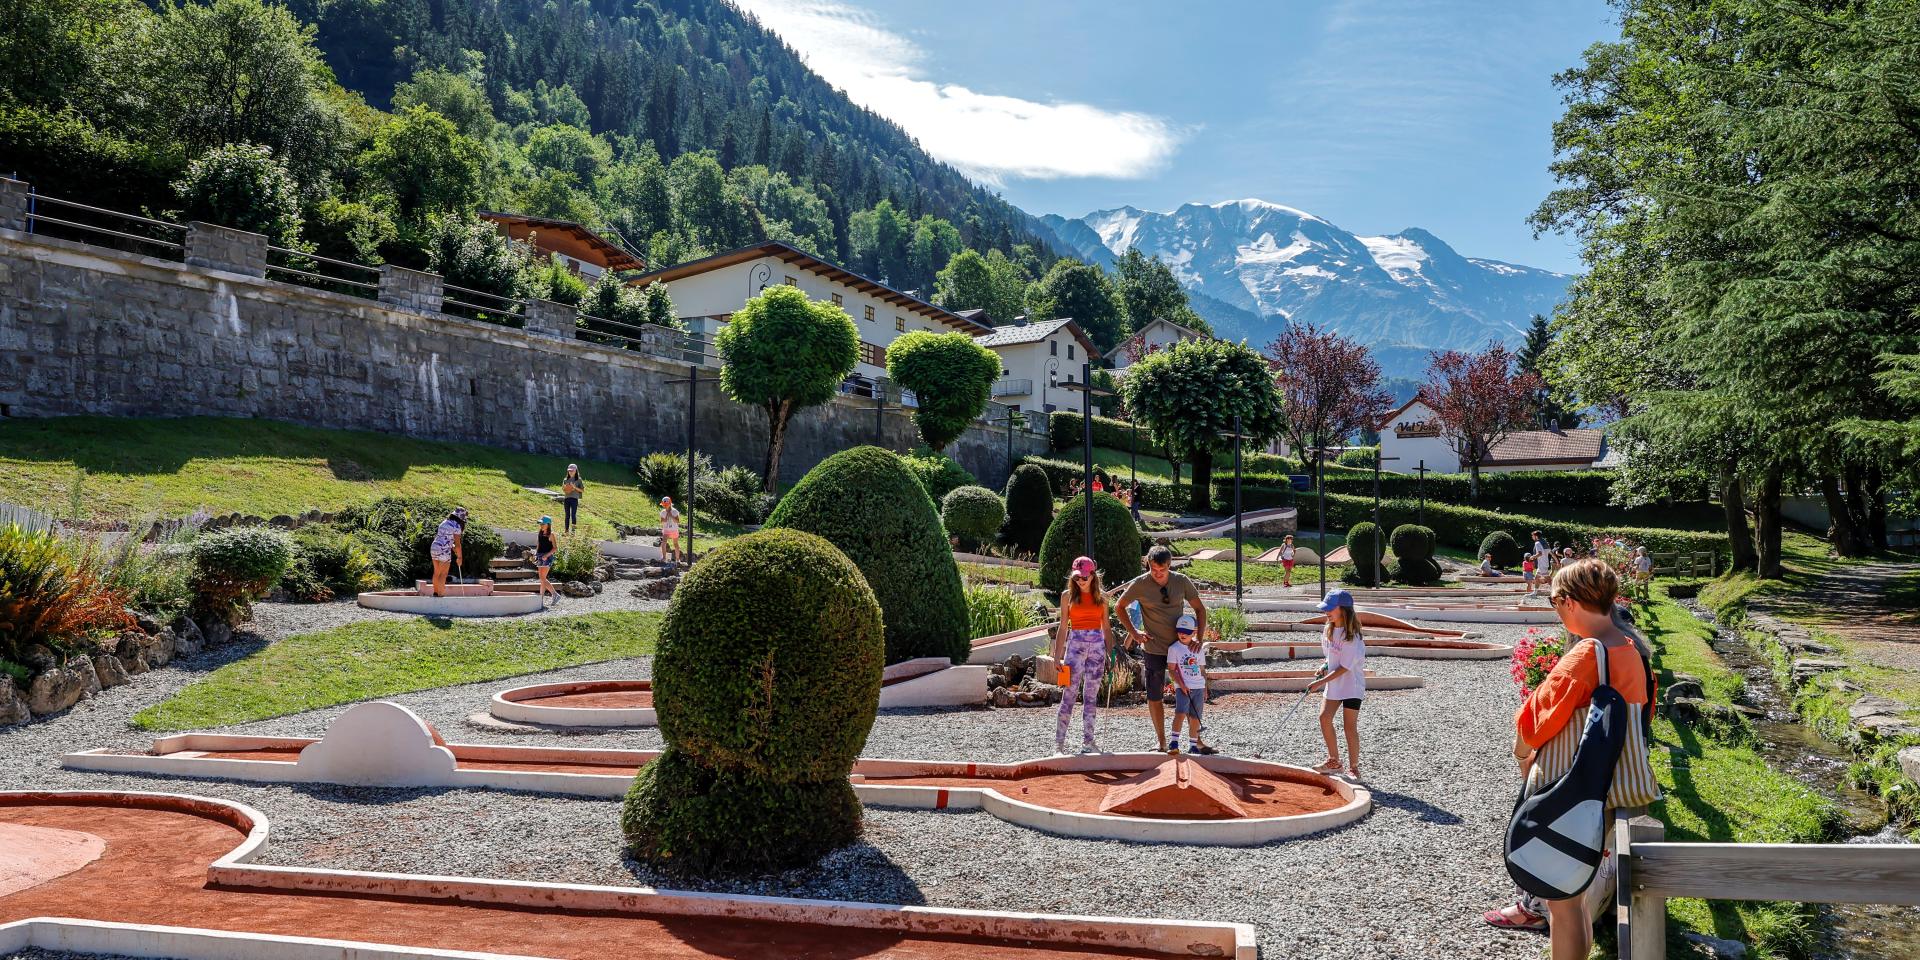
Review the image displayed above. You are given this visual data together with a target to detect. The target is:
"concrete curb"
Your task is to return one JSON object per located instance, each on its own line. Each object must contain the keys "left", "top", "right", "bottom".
{"left": 356, "top": 590, "right": 545, "bottom": 617}
{"left": 1207, "top": 640, "right": 1514, "bottom": 661}
{"left": 490, "top": 680, "right": 658, "bottom": 727}
{"left": 967, "top": 623, "right": 1053, "bottom": 664}
{"left": 1203, "top": 669, "right": 1425, "bottom": 693}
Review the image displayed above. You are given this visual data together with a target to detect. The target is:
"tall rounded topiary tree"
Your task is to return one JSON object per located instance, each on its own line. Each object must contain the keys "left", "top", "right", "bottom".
{"left": 1038, "top": 492, "right": 1142, "bottom": 598}
{"left": 717, "top": 285, "right": 860, "bottom": 491}
{"left": 1479, "top": 530, "right": 1524, "bottom": 569}
{"left": 885, "top": 331, "right": 1002, "bottom": 452}
{"left": 621, "top": 528, "right": 883, "bottom": 875}
{"left": 1389, "top": 524, "right": 1442, "bottom": 585}
{"left": 766, "top": 446, "right": 970, "bottom": 663}
{"left": 998, "top": 464, "right": 1054, "bottom": 556}
{"left": 1344, "top": 521, "right": 1387, "bottom": 587}
{"left": 941, "top": 485, "right": 1005, "bottom": 552}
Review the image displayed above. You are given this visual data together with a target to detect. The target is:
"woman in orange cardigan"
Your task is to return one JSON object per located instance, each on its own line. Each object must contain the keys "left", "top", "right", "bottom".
{"left": 1486, "top": 558, "right": 1653, "bottom": 960}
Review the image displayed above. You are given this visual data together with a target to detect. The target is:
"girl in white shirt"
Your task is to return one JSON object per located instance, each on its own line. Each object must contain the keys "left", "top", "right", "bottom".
{"left": 1307, "top": 588, "right": 1367, "bottom": 779}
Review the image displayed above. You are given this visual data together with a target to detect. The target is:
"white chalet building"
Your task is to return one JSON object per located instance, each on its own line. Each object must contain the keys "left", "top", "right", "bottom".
{"left": 970, "top": 317, "right": 1099, "bottom": 417}
{"left": 1106, "top": 317, "right": 1211, "bottom": 375}
{"left": 626, "top": 241, "right": 991, "bottom": 386}
{"left": 1376, "top": 397, "right": 1612, "bottom": 475}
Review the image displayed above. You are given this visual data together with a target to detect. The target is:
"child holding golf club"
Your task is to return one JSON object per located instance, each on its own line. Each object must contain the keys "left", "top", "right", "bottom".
{"left": 1306, "top": 588, "right": 1367, "bottom": 778}
{"left": 1167, "top": 613, "right": 1216, "bottom": 755}
{"left": 1052, "top": 556, "right": 1112, "bottom": 755}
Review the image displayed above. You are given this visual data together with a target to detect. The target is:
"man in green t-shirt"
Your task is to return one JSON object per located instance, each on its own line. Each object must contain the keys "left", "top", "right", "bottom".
{"left": 1114, "top": 545, "right": 1208, "bottom": 752}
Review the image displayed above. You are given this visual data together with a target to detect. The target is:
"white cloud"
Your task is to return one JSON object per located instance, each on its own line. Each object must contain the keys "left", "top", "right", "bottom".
{"left": 731, "top": 0, "right": 1184, "bottom": 182}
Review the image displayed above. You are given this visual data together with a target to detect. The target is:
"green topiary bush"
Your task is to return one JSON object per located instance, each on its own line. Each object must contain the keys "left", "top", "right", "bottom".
{"left": 1388, "top": 524, "right": 1442, "bottom": 585}
{"left": 1344, "top": 521, "right": 1387, "bottom": 587}
{"left": 900, "top": 449, "right": 976, "bottom": 502}
{"left": 621, "top": 528, "right": 882, "bottom": 875}
{"left": 998, "top": 464, "right": 1054, "bottom": 557}
{"left": 766, "top": 446, "right": 970, "bottom": 663}
{"left": 1479, "top": 530, "right": 1524, "bottom": 569}
{"left": 191, "top": 526, "right": 293, "bottom": 625}
{"left": 941, "top": 486, "right": 1005, "bottom": 551}
{"left": 1038, "top": 492, "right": 1142, "bottom": 598}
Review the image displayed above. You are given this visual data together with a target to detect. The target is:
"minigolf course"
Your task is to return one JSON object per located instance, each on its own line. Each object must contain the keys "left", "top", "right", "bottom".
{"left": 0, "top": 790, "right": 1257, "bottom": 959}
{"left": 65, "top": 702, "right": 1369, "bottom": 846}
{"left": 1159, "top": 506, "right": 1298, "bottom": 540}
{"left": 489, "top": 657, "right": 989, "bottom": 727}
{"left": 357, "top": 579, "right": 544, "bottom": 617}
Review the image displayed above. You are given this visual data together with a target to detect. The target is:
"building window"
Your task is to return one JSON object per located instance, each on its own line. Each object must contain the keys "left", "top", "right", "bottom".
{"left": 1067, "top": 343, "right": 1075, "bottom": 360}
{"left": 832, "top": 293, "right": 843, "bottom": 307}
{"left": 1050, "top": 341, "right": 1057, "bottom": 356}
{"left": 894, "top": 315, "right": 906, "bottom": 332}
{"left": 784, "top": 275, "right": 797, "bottom": 286}
{"left": 864, "top": 305, "right": 875, "bottom": 322}
{"left": 860, "top": 341, "right": 887, "bottom": 367}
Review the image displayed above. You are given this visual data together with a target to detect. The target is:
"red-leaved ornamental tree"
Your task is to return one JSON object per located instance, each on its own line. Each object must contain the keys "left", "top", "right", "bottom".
{"left": 1265, "top": 324, "right": 1392, "bottom": 471}
{"left": 1424, "top": 343, "right": 1543, "bottom": 497}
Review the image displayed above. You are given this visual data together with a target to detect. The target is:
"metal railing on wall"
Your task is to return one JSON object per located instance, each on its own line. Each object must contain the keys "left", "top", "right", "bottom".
{"left": 265, "top": 246, "right": 381, "bottom": 300}
{"left": 442, "top": 282, "right": 527, "bottom": 328}
{"left": 21, "top": 194, "right": 186, "bottom": 260}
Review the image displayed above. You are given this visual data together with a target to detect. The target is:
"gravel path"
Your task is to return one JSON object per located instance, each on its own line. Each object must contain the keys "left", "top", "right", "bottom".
{"left": 2, "top": 609, "right": 1549, "bottom": 960}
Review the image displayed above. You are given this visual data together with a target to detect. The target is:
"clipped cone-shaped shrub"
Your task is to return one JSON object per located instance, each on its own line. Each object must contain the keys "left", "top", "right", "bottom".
{"left": 1344, "top": 521, "right": 1387, "bottom": 587}
{"left": 941, "top": 485, "right": 1005, "bottom": 551}
{"left": 1389, "top": 523, "right": 1443, "bottom": 585}
{"left": 998, "top": 464, "right": 1054, "bottom": 556}
{"left": 622, "top": 528, "right": 883, "bottom": 875}
{"left": 1479, "top": 530, "right": 1524, "bottom": 569}
{"left": 766, "top": 446, "right": 969, "bottom": 663}
{"left": 1038, "top": 492, "right": 1142, "bottom": 598}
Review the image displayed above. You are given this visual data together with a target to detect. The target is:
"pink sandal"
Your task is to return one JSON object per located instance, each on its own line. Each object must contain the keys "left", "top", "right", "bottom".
{"left": 1482, "top": 905, "right": 1547, "bottom": 932}
{"left": 1312, "top": 760, "right": 1342, "bottom": 773}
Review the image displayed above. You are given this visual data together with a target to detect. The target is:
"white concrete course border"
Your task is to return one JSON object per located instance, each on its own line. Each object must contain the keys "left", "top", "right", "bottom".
{"left": 489, "top": 680, "right": 658, "bottom": 728}
{"left": 1217, "top": 596, "right": 1557, "bottom": 624}
{"left": 0, "top": 790, "right": 1256, "bottom": 959}
{"left": 357, "top": 590, "right": 545, "bottom": 617}
{"left": 1159, "top": 507, "right": 1299, "bottom": 540}
{"left": 967, "top": 623, "right": 1052, "bottom": 665}
{"left": 1207, "top": 640, "right": 1515, "bottom": 662}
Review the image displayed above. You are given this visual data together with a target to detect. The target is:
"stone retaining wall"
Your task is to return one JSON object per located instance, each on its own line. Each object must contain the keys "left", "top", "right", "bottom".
{"left": 0, "top": 227, "right": 1045, "bottom": 486}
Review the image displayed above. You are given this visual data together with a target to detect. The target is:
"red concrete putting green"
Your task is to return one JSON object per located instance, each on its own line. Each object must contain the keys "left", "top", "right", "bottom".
{"left": 0, "top": 792, "right": 1253, "bottom": 959}
{"left": 864, "top": 757, "right": 1339, "bottom": 820}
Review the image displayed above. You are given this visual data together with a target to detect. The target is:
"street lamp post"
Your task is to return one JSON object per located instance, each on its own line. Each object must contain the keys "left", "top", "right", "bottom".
{"left": 1129, "top": 416, "right": 1141, "bottom": 522}
{"left": 1316, "top": 446, "right": 1330, "bottom": 599}
{"left": 1373, "top": 453, "right": 1400, "bottom": 583}
{"left": 664, "top": 364, "right": 722, "bottom": 565}
{"left": 1413, "top": 460, "right": 1431, "bottom": 526}
{"left": 1058, "top": 363, "right": 1117, "bottom": 560}
{"left": 1218, "top": 418, "right": 1250, "bottom": 608}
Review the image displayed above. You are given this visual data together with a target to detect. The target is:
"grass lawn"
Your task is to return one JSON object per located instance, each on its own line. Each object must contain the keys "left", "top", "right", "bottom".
{"left": 0, "top": 416, "right": 663, "bottom": 541}
{"left": 958, "top": 561, "right": 1038, "bottom": 587}
{"left": 1178, "top": 534, "right": 1343, "bottom": 586}
{"left": 132, "top": 610, "right": 662, "bottom": 731}
{"left": 1638, "top": 591, "right": 1841, "bottom": 958}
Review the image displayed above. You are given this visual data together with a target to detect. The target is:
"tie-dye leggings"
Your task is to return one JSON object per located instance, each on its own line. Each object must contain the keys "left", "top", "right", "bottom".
{"left": 1056, "top": 630, "right": 1107, "bottom": 750}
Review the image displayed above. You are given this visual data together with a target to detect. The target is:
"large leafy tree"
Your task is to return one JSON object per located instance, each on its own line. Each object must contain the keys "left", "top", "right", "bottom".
{"left": 1423, "top": 343, "right": 1541, "bottom": 499}
{"left": 1028, "top": 258, "right": 1125, "bottom": 352}
{"left": 717, "top": 286, "right": 859, "bottom": 490}
{"left": 1113, "top": 247, "right": 1210, "bottom": 337}
{"left": 359, "top": 105, "right": 486, "bottom": 222}
{"left": 1516, "top": 315, "right": 1579, "bottom": 429}
{"left": 1265, "top": 323, "right": 1392, "bottom": 470}
{"left": 885, "top": 331, "right": 1001, "bottom": 452}
{"left": 1120, "top": 339, "right": 1283, "bottom": 513}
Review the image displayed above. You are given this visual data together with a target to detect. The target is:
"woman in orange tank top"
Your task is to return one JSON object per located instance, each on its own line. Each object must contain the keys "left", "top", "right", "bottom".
{"left": 1052, "top": 556, "right": 1113, "bottom": 754}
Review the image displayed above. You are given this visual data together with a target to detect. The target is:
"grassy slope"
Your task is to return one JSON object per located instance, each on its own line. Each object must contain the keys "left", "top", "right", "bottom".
{"left": 133, "top": 611, "right": 661, "bottom": 731}
{"left": 1638, "top": 592, "right": 1840, "bottom": 958}
{"left": 0, "top": 416, "right": 669, "bottom": 541}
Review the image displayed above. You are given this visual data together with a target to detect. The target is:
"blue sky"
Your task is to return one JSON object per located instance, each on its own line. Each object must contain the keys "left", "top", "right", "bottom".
{"left": 733, "top": 0, "right": 1620, "bottom": 274}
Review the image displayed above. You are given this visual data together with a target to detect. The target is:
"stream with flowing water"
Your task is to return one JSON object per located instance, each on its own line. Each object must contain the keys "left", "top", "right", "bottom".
{"left": 1678, "top": 601, "right": 1919, "bottom": 960}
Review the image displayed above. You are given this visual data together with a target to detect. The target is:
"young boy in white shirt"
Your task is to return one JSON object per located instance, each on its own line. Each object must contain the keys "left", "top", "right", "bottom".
{"left": 1167, "top": 614, "right": 1216, "bottom": 755}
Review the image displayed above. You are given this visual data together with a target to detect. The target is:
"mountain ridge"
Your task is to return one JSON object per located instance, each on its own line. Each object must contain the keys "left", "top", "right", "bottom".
{"left": 1032, "top": 200, "right": 1571, "bottom": 376}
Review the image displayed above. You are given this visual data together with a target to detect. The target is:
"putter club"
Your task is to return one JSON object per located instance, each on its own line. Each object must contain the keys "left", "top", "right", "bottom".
{"left": 1251, "top": 665, "right": 1329, "bottom": 759}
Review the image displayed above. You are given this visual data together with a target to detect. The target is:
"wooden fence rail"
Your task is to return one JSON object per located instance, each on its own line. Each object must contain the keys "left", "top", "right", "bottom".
{"left": 1615, "top": 813, "right": 1920, "bottom": 959}
{"left": 0, "top": 501, "right": 55, "bottom": 533}
{"left": 1650, "top": 551, "right": 1717, "bottom": 578}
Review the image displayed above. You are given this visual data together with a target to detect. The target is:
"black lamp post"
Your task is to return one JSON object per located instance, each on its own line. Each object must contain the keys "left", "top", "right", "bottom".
{"left": 1218, "top": 418, "right": 1250, "bottom": 608}
{"left": 665, "top": 364, "right": 722, "bottom": 564}
{"left": 1413, "top": 459, "right": 1430, "bottom": 526}
{"left": 1058, "top": 363, "right": 1118, "bottom": 560}
{"left": 1313, "top": 446, "right": 1332, "bottom": 599}
{"left": 1374, "top": 453, "right": 1400, "bottom": 579}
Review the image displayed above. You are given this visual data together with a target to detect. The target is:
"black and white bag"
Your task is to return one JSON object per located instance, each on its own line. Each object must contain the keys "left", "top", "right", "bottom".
{"left": 1504, "top": 641, "right": 1628, "bottom": 900}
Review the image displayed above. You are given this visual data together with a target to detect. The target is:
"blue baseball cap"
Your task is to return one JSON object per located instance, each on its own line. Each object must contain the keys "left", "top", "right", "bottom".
{"left": 1316, "top": 589, "right": 1355, "bottom": 612}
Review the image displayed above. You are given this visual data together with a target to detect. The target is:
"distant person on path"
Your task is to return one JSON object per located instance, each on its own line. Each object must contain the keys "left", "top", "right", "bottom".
{"left": 1167, "top": 613, "right": 1215, "bottom": 755}
{"left": 659, "top": 497, "right": 682, "bottom": 565}
{"left": 1633, "top": 546, "right": 1653, "bottom": 584}
{"left": 1281, "top": 535, "right": 1297, "bottom": 588}
{"left": 429, "top": 508, "right": 467, "bottom": 598}
{"left": 1091, "top": 474, "right": 1105, "bottom": 493}
{"left": 535, "top": 516, "right": 558, "bottom": 605}
{"left": 560, "top": 464, "right": 585, "bottom": 533}
{"left": 1483, "top": 558, "right": 1658, "bottom": 954}
{"left": 1306, "top": 589, "right": 1367, "bottom": 778}
{"left": 1115, "top": 545, "right": 1209, "bottom": 752}
{"left": 1522, "top": 554, "right": 1538, "bottom": 595}
{"left": 1531, "top": 531, "right": 1551, "bottom": 571}
{"left": 1480, "top": 553, "right": 1503, "bottom": 577}
{"left": 1052, "top": 556, "right": 1112, "bottom": 755}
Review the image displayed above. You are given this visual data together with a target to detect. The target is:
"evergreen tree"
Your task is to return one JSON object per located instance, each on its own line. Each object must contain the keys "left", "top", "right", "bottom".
{"left": 1516, "top": 314, "right": 1579, "bottom": 429}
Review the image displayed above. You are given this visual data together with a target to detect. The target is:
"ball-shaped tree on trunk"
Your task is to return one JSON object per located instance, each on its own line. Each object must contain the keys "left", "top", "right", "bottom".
{"left": 766, "top": 446, "right": 970, "bottom": 663}
{"left": 885, "top": 331, "right": 1002, "bottom": 452}
{"left": 1119, "top": 339, "right": 1285, "bottom": 514}
{"left": 716, "top": 285, "right": 859, "bottom": 491}
{"left": 1344, "top": 521, "right": 1388, "bottom": 587}
{"left": 621, "top": 528, "right": 883, "bottom": 875}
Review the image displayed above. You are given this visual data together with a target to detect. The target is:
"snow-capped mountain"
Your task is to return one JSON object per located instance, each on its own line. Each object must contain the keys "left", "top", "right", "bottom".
{"left": 1032, "top": 199, "right": 1572, "bottom": 377}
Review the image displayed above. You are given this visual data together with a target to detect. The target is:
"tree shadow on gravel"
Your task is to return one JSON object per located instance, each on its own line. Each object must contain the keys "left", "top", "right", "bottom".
{"left": 618, "top": 836, "right": 927, "bottom": 908}
{"left": 1365, "top": 789, "right": 1464, "bottom": 825}
{"left": 167, "top": 633, "right": 270, "bottom": 675}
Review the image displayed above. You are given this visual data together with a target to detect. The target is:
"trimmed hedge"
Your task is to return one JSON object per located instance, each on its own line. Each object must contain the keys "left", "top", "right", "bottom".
{"left": 941, "top": 486, "right": 1005, "bottom": 549}
{"left": 1345, "top": 522, "right": 1387, "bottom": 587}
{"left": 900, "top": 450, "right": 976, "bottom": 502}
{"left": 1296, "top": 491, "right": 1728, "bottom": 561}
{"left": 190, "top": 526, "right": 293, "bottom": 625}
{"left": 999, "top": 464, "right": 1055, "bottom": 556}
{"left": 1021, "top": 455, "right": 1295, "bottom": 515}
{"left": 1480, "top": 530, "right": 1524, "bottom": 568}
{"left": 1021, "top": 456, "right": 1187, "bottom": 512}
{"left": 1048, "top": 411, "right": 1157, "bottom": 453}
{"left": 622, "top": 528, "right": 882, "bottom": 874}
{"left": 1319, "top": 469, "right": 1631, "bottom": 508}
{"left": 1038, "top": 492, "right": 1142, "bottom": 596}
{"left": 767, "top": 446, "right": 970, "bottom": 664}
{"left": 1388, "top": 524, "right": 1442, "bottom": 585}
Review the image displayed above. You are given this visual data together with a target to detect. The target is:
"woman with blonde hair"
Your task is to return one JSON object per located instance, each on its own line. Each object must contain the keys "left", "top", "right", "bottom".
{"left": 1483, "top": 557, "right": 1658, "bottom": 957}
{"left": 1052, "top": 556, "right": 1113, "bottom": 755}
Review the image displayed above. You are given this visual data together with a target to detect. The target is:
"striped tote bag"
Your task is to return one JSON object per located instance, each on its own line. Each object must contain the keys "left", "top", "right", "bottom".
{"left": 1525, "top": 639, "right": 1661, "bottom": 810}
